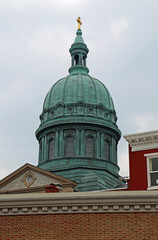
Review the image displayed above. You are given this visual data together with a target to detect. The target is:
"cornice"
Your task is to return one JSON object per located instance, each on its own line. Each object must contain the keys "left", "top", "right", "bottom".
{"left": 0, "top": 191, "right": 158, "bottom": 216}
{"left": 38, "top": 124, "right": 119, "bottom": 142}
{"left": 36, "top": 117, "right": 121, "bottom": 140}
{"left": 124, "top": 130, "right": 158, "bottom": 152}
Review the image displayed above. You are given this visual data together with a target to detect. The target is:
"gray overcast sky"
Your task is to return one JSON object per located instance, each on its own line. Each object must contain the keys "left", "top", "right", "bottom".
{"left": 0, "top": 0, "right": 158, "bottom": 179}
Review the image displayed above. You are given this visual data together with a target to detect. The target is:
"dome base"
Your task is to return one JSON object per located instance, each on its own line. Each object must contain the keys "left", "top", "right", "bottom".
{"left": 69, "top": 65, "right": 89, "bottom": 74}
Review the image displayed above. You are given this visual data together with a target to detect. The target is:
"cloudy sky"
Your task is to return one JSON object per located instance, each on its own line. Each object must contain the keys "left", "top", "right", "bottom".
{"left": 0, "top": 0, "right": 158, "bottom": 179}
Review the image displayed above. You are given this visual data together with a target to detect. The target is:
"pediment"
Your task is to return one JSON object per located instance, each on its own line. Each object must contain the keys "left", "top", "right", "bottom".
{"left": 0, "top": 163, "right": 77, "bottom": 193}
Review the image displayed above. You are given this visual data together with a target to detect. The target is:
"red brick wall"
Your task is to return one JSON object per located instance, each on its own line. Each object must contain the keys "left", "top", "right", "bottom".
{"left": 0, "top": 212, "right": 158, "bottom": 239}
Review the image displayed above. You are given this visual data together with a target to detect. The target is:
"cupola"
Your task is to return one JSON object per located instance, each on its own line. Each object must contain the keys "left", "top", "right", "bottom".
{"left": 36, "top": 18, "right": 126, "bottom": 191}
{"left": 69, "top": 28, "right": 89, "bottom": 75}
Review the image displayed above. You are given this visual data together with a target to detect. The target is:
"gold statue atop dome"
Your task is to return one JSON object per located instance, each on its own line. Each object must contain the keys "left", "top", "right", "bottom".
{"left": 77, "top": 17, "right": 82, "bottom": 30}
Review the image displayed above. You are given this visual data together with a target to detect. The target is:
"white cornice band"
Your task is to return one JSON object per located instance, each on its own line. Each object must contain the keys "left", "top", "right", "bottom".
{"left": 124, "top": 130, "right": 158, "bottom": 152}
{"left": 0, "top": 191, "right": 158, "bottom": 215}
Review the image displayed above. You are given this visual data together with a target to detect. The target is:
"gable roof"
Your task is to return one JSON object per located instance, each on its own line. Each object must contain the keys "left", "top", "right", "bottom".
{"left": 0, "top": 163, "right": 77, "bottom": 190}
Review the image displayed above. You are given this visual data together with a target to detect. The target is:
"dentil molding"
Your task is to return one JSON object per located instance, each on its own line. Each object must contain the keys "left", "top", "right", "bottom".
{"left": 0, "top": 191, "right": 158, "bottom": 216}
{"left": 124, "top": 130, "right": 158, "bottom": 152}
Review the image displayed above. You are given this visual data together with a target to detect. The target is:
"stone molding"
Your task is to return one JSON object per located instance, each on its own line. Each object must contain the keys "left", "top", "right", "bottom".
{"left": 22, "top": 171, "right": 36, "bottom": 188}
{"left": 0, "top": 163, "right": 77, "bottom": 193}
{"left": 124, "top": 130, "right": 158, "bottom": 152}
{"left": 0, "top": 191, "right": 158, "bottom": 216}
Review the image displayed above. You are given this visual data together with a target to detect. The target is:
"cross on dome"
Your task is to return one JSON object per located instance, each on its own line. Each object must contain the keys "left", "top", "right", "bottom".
{"left": 77, "top": 17, "right": 82, "bottom": 30}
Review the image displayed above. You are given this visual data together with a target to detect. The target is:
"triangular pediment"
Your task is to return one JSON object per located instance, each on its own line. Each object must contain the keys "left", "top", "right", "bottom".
{"left": 0, "top": 163, "right": 77, "bottom": 194}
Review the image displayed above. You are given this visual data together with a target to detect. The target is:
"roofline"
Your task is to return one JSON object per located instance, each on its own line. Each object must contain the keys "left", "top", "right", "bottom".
{"left": 124, "top": 130, "right": 158, "bottom": 152}
{"left": 0, "top": 191, "right": 158, "bottom": 215}
{"left": 124, "top": 130, "right": 158, "bottom": 140}
{"left": 0, "top": 163, "right": 77, "bottom": 188}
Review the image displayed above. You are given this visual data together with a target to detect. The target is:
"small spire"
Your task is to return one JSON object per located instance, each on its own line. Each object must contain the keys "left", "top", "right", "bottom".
{"left": 68, "top": 18, "right": 89, "bottom": 74}
{"left": 77, "top": 17, "right": 82, "bottom": 30}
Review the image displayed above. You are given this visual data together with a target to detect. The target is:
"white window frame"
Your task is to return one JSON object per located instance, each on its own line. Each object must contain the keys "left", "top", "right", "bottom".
{"left": 145, "top": 152, "right": 158, "bottom": 190}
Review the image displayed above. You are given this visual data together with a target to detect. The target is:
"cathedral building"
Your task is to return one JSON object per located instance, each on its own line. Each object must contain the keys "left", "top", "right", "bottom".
{"left": 0, "top": 19, "right": 125, "bottom": 194}
{"left": 0, "top": 19, "right": 158, "bottom": 240}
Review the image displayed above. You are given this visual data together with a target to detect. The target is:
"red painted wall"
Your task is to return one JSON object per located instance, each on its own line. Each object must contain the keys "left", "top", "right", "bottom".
{"left": 128, "top": 146, "right": 158, "bottom": 190}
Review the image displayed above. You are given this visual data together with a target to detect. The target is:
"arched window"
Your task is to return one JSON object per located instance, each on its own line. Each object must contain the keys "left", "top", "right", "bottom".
{"left": 48, "top": 139, "right": 55, "bottom": 160}
{"left": 74, "top": 54, "right": 79, "bottom": 65}
{"left": 104, "top": 141, "right": 110, "bottom": 161}
{"left": 86, "top": 137, "right": 95, "bottom": 158}
{"left": 65, "top": 136, "right": 75, "bottom": 157}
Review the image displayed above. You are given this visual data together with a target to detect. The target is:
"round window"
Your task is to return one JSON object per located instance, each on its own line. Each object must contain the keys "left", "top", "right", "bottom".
{"left": 68, "top": 107, "right": 73, "bottom": 112}
{"left": 88, "top": 108, "right": 93, "bottom": 113}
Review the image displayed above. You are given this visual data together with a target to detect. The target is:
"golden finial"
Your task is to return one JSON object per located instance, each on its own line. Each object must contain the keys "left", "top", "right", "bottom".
{"left": 77, "top": 17, "right": 82, "bottom": 30}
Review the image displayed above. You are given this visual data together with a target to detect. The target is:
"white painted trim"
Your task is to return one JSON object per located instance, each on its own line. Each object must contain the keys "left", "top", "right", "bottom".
{"left": 124, "top": 130, "right": 158, "bottom": 152}
{"left": 145, "top": 153, "right": 158, "bottom": 189}
{"left": 146, "top": 155, "right": 151, "bottom": 189}
{"left": 131, "top": 144, "right": 158, "bottom": 152}
{"left": 147, "top": 187, "right": 158, "bottom": 190}
{"left": 145, "top": 152, "right": 158, "bottom": 157}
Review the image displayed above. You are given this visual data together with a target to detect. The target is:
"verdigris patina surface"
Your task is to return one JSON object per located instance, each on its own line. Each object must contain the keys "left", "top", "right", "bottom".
{"left": 36, "top": 19, "right": 125, "bottom": 191}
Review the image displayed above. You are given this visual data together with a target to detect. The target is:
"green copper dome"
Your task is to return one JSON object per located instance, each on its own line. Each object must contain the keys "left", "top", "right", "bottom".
{"left": 41, "top": 74, "right": 117, "bottom": 130}
{"left": 37, "top": 29, "right": 119, "bottom": 138}
{"left": 43, "top": 76, "right": 115, "bottom": 111}
{"left": 36, "top": 25, "right": 125, "bottom": 192}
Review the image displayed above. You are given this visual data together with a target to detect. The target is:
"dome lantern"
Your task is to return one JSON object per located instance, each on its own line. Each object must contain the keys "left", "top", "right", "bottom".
{"left": 69, "top": 18, "right": 89, "bottom": 75}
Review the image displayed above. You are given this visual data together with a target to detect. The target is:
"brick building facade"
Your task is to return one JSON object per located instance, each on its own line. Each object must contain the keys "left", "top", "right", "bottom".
{"left": 0, "top": 191, "right": 158, "bottom": 239}
{"left": 1, "top": 213, "right": 158, "bottom": 239}
{"left": 124, "top": 130, "right": 158, "bottom": 191}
